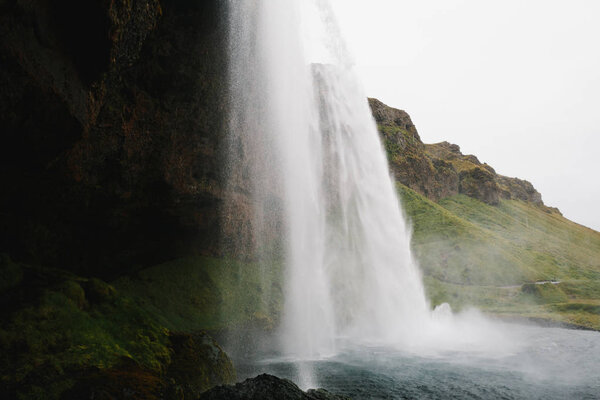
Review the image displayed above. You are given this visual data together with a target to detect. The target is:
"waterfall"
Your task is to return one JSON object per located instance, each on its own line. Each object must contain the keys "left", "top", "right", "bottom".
{"left": 227, "top": 0, "right": 445, "bottom": 374}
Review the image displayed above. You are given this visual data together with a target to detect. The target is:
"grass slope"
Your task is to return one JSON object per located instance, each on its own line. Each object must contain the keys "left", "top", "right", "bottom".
{"left": 397, "top": 184, "right": 600, "bottom": 330}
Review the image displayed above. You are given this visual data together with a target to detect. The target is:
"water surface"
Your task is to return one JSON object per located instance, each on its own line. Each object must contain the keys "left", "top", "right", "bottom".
{"left": 236, "top": 324, "right": 600, "bottom": 399}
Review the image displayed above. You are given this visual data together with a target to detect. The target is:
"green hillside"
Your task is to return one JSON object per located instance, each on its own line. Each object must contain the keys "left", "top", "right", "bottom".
{"left": 398, "top": 184, "right": 600, "bottom": 330}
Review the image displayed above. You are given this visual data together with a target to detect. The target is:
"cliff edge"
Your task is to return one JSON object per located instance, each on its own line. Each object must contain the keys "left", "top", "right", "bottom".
{"left": 369, "top": 98, "right": 560, "bottom": 214}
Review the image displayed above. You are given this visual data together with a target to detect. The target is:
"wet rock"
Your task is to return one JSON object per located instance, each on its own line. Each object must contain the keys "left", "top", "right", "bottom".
{"left": 198, "top": 374, "right": 350, "bottom": 400}
{"left": 167, "top": 331, "right": 236, "bottom": 398}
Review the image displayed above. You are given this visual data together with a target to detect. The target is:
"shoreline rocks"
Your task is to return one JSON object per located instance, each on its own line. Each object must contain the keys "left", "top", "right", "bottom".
{"left": 199, "top": 374, "right": 350, "bottom": 400}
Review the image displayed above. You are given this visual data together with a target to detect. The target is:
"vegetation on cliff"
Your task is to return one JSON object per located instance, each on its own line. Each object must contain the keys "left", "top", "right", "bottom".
{"left": 114, "top": 256, "right": 283, "bottom": 332}
{"left": 398, "top": 184, "right": 600, "bottom": 330}
{"left": 0, "top": 255, "right": 236, "bottom": 399}
{"left": 369, "top": 99, "right": 599, "bottom": 330}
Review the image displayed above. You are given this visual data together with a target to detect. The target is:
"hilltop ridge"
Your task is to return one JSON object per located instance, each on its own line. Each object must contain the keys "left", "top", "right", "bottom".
{"left": 369, "top": 98, "right": 559, "bottom": 213}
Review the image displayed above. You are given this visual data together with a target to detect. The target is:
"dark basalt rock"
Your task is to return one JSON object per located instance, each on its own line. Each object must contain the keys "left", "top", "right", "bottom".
{"left": 199, "top": 374, "right": 350, "bottom": 400}
{"left": 0, "top": 0, "right": 239, "bottom": 278}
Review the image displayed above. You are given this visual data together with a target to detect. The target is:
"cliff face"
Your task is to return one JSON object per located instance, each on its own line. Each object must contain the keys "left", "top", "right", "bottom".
{"left": 0, "top": 0, "right": 230, "bottom": 277}
{"left": 0, "top": 0, "right": 558, "bottom": 280}
{"left": 369, "top": 98, "right": 558, "bottom": 212}
{"left": 1, "top": 3, "right": 585, "bottom": 398}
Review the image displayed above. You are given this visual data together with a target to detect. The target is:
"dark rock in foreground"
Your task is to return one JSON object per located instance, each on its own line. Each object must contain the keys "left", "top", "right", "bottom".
{"left": 199, "top": 374, "right": 350, "bottom": 400}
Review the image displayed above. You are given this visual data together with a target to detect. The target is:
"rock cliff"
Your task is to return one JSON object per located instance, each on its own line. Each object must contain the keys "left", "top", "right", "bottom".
{"left": 0, "top": 0, "right": 231, "bottom": 278}
{"left": 0, "top": 0, "right": 558, "bottom": 280}
{"left": 369, "top": 98, "right": 559, "bottom": 213}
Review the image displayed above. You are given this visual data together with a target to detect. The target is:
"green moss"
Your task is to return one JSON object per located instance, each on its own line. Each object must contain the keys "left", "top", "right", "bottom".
{"left": 114, "top": 256, "right": 284, "bottom": 332}
{"left": 0, "top": 277, "right": 170, "bottom": 399}
{"left": 167, "top": 332, "right": 236, "bottom": 398}
{"left": 58, "top": 280, "right": 87, "bottom": 309}
{"left": 379, "top": 125, "right": 420, "bottom": 159}
{"left": 83, "top": 277, "right": 117, "bottom": 304}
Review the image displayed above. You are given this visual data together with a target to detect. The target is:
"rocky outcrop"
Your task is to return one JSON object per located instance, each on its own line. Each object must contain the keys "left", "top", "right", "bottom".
{"left": 167, "top": 331, "right": 236, "bottom": 398}
{"left": 0, "top": 0, "right": 559, "bottom": 280}
{"left": 0, "top": 0, "right": 233, "bottom": 278}
{"left": 369, "top": 99, "right": 459, "bottom": 201}
{"left": 496, "top": 175, "right": 542, "bottom": 204}
{"left": 458, "top": 167, "right": 500, "bottom": 205}
{"left": 369, "top": 98, "right": 558, "bottom": 212}
{"left": 199, "top": 374, "right": 350, "bottom": 400}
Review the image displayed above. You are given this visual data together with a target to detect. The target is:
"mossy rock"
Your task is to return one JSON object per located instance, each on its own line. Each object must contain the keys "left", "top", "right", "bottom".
{"left": 82, "top": 277, "right": 117, "bottom": 304}
{"left": 167, "top": 331, "right": 236, "bottom": 398}
{"left": 58, "top": 280, "right": 87, "bottom": 309}
{"left": 199, "top": 374, "right": 350, "bottom": 400}
{"left": 249, "top": 312, "right": 275, "bottom": 332}
{"left": 0, "top": 253, "right": 23, "bottom": 293}
{"left": 0, "top": 271, "right": 171, "bottom": 399}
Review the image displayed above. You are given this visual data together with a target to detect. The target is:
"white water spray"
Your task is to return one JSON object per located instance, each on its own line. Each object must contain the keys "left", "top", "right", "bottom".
{"left": 227, "top": 0, "right": 516, "bottom": 387}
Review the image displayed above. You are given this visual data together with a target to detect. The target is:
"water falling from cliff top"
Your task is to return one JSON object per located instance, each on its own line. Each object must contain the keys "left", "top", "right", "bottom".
{"left": 226, "top": 0, "right": 518, "bottom": 387}
{"left": 227, "top": 0, "right": 429, "bottom": 349}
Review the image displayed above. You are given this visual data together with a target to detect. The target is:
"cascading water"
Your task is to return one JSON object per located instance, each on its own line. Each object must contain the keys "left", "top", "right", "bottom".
{"left": 226, "top": 0, "right": 518, "bottom": 388}
{"left": 224, "top": 2, "right": 600, "bottom": 396}
{"left": 228, "top": 0, "right": 430, "bottom": 354}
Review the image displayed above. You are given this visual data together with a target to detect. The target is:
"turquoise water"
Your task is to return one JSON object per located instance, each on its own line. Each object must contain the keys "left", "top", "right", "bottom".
{"left": 236, "top": 325, "right": 600, "bottom": 399}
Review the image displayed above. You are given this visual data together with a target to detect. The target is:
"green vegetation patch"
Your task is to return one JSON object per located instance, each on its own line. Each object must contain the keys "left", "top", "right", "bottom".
{"left": 114, "top": 256, "right": 284, "bottom": 332}
{"left": 0, "top": 267, "right": 170, "bottom": 399}
{"left": 520, "top": 283, "right": 569, "bottom": 304}
{"left": 397, "top": 184, "right": 600, "bottom": 330}
{"left": 399, "top": 184, "right": 529, "bottom": 285}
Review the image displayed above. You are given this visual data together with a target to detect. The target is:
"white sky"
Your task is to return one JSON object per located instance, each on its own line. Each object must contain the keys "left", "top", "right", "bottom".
{"left": 327, "top": 0, "right": 600, "bottom": 232}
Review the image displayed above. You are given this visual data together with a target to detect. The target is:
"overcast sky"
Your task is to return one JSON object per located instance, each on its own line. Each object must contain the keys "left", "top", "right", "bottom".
{"left": 327, "top": 0, "right": 600, "bottom": 232}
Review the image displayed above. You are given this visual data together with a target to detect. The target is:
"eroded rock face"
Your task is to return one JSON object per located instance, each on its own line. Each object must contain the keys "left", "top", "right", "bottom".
{"left": 369, "top": 99, "right": 460, "bottom": 201}
{"left": 369, "top": 98, "right": 555, "bottom": 211}
{"left": 0, "top": 0, "right": 234, "bottom": 277}
{"left": 199, "top": 374, "right": 350, "bottom": 400}
{"left": 459, "top": 167, "right": 500, "bottom": 205}
{"left": 0, "top": 0, "right": 558, "bottom": 280}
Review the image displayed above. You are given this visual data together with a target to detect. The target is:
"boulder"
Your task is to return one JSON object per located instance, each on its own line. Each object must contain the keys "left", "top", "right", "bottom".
{"left": 167, "top": 331, "right": 236, "bottom": 398}
{"left": 199, "top": 374, "right": 350, "bottom": 400}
